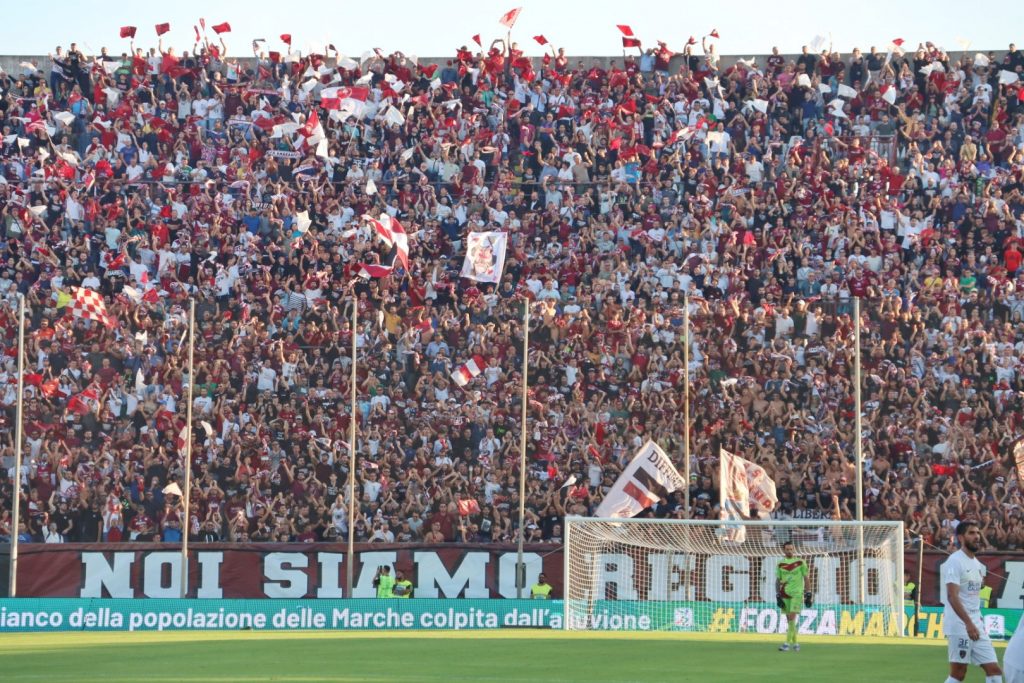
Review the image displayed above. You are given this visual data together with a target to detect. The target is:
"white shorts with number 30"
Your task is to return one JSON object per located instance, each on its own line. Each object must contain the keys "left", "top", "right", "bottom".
{"left": 947, "top": 635, "right": 997, "bottom": 665}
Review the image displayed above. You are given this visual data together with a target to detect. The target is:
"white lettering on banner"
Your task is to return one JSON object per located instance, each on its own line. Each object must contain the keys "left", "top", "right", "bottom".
{"left": 591, "top": 553, "right": 639, "bottom": 600}
{"left": 262, "top": 553, "right": 309, "bottom": 598}
{"left": 67, "top": 548, "right": 901, "bottom": 600}
{"left": 142, "top": 552, "right": 182, "bottom": 598}
{"left": 705, "top": 556, "right": 749, "bottom": 602}
{"left": 81, "top": 553, "right": 134, "bottom": 598}
{"left": 316, "top": 554, "right": 345, "bottom": 598}
{"left": 497, "top": 552, "right": 542, "bottom": 598}
{"left": 414, "top": 551, "right": 489, "bottom": 598}
{"left": 332, "top": 608, "right": 416, "bottom": 629}
{"left": 648, "top": 554, "right": 695, "bottom": 600}
{"left": 733, "top": 607, "right": 898, "bottom": 636}
{"left": 195, "top": 553, "right": 224, "bottom": 599}
{"left": 352, "top": 552, "right": 398, "bottom": 598}
{"left": 850, "top": 559, "right": 886, "bottom": 604}
{"left": 999, "top": 561, "right": 1024, "bottom": 609}
{"left": 760, "top": 556, "right": 782, "bottom": 606}
{"left": 815, "top": 555, "right": 840, "bottom": 604}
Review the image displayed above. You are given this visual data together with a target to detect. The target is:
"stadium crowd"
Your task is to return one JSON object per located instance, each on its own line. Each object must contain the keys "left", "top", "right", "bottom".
{"left": 0, "top": 28, "right": 1023, "bottom": 552}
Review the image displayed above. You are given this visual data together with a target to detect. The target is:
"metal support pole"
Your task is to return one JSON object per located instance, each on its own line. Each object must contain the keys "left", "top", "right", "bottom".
{"left": 683, "top": 295, "right": 690, "bottom": 517}
{"left": 346, "top": 302, "right": 358, "bottom": 597}
{"left": 8, "top": 295, "right": 25, "bottom": 597}
{"left": 854, "top": 297, "right": 866, "bottom": 604}
{"left": 180, "top": 299, "right": 195, "bottom": 598}
{"left": 912, "top": 534, "right": 923, "bottom": 637}
{"left": 516, "top": 303, "right": 530, "bottom": 599}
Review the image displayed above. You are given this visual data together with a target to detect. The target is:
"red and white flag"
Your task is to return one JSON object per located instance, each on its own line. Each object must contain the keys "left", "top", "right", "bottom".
{"left": 322, "top": 86, "right": 369, "bottom": 119}
{"left": 499, "top": 7, "right": 522, "bottom": 28}
{"left": 69, "top": 287, "right": 115, "bottom": 327}
{"left": 364, "top": 214, "right": 393, "bottom": 246}
{"left": 451, "top": 355, "right": 486, "bottom": 387}
{"left": 719, "top": 448, "right": 778, "bottom": 543}
{"left": 67, "top": 387, "right": 99, "bottom": 415}
{"left": 357, "top": 263, "right": 394, "bottom": 279}
{"left": 300, "top": 109, "right": 325, "bottom": 146}
{"left": 382, "top": 214, "right": 410, "bottom": 271}
{"left": 176, "top": 424, "right": 189, "bottom": 454}
{"left": 594, "top": 441, "right": 685, "bottom": 518}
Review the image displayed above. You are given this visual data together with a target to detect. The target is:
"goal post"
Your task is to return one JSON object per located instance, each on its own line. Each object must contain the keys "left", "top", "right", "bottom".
{"left": 563, "top": 517, "right": 905, "bottom": 637}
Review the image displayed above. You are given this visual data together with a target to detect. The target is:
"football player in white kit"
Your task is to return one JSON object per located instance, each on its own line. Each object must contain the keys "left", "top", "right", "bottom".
{"left": 942, "top": 521, "right": 1003, "bottom": 683}
{"left": 1005, "top": 622, "right": 1024, "bottom": 683}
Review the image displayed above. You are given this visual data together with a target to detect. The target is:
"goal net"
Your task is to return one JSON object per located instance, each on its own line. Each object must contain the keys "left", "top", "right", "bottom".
{"left": 563, "top": 518, "right": 905, "bottom": 637}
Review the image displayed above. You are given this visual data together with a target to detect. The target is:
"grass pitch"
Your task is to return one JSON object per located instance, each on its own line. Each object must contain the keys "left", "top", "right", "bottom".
{"left": 0, "top": 630, "right": 988, "bottom": 682}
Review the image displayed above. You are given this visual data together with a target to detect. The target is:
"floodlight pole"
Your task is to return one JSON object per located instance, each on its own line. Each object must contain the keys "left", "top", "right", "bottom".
{"left": 180, "top": 299, "right": 195, "bottom": 598}
{"left": 346, "top": 301, "right": 358, "bottom": 597}
{"left": 854, "top": 297, "right": 866, "bottom": 604}
{"left": 516, "top": 302, "right": 530, "bottom": 599}
{"left": 8, "top": 295, "right": 26, "bottom": 597}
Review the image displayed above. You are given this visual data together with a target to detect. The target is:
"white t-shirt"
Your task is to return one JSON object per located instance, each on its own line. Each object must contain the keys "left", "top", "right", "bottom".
{"left": 256, "top": 366, "right": 277, "bottom": 392}
{"left": 941, "top": 549, "right": 986, "bottom": 637}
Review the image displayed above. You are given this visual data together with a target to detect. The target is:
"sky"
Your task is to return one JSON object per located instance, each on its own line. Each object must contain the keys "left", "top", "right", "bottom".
{"left": 0, "top": 0, "right": 1020, "bottom": 58}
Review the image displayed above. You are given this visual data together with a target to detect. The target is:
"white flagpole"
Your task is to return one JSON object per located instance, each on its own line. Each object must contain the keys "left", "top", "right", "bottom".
{"left": 180, "top": 299, "right": 195, "bottom": 598}
{"left": 683, "top": 295, "right": 690, "bottom": 517}
{"left": 718, "top": 444, "right": 724, "bottom": 527}
{"left": 516, "top": 302, "right": 530, "bottom": 599}
{"left": 346, "top": 301, "right": 358, "bottom": 597}
{"left": 854, "top": 297, "right": 865, "bottom": 603}
{"left": 8, "top": 294, "right": 26, "bottom": 597}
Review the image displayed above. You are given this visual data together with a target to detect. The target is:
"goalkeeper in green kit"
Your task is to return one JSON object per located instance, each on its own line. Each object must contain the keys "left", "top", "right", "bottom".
{"left": 776, "top": 541, "right": 811, "bottom": 652}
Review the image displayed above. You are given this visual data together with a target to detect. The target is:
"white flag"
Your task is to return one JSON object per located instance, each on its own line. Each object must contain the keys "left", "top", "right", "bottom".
{"left": 594, "top": 441, "right": 685, "bottom": 518}
{"left": 460, "top": 231, "right": 508, "bottom": 284}
{"left": 162, "top": 482, "right": 183, "bottom": 498}
{"left": 719, "top": 448, "right": 778, "bottom": 543}
{"left": 366, "top": 178, "right": 377, "bottom": 195}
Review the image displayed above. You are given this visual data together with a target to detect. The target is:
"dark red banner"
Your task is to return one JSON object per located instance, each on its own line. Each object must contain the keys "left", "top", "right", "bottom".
{"left": 13, "top": 544, "right": 1024, "bottom": 607}
{"left": 906, "top": 550, "right": 1024, "bottom": 608}
{"left": 14, "top": 543, "right": 563, "bottom": 599}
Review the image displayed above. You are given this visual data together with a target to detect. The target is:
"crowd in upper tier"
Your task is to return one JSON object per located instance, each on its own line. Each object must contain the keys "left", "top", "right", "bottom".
{"left": 0, "top": 30, "right": 1023, "bottom": 550}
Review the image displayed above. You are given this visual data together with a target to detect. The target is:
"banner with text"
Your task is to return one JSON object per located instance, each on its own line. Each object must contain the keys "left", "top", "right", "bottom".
{"left": 0, "top": 599, "right": 1017, "bottom": 637}
{"left": 9, "top": 544, "right": 1024, "bottom": 609}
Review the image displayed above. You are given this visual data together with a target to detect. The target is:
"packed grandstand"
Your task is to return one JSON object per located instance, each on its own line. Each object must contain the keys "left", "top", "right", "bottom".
{"left": 1, "top": 29, "right": 1023, "bottom": 554}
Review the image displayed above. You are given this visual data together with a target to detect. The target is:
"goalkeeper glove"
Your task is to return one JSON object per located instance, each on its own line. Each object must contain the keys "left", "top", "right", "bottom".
{"left": 804, "top": 592, "right": 813, "bottom": 608}
{"left": 776, "top": 593, "right": 785, "bottom": 609}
